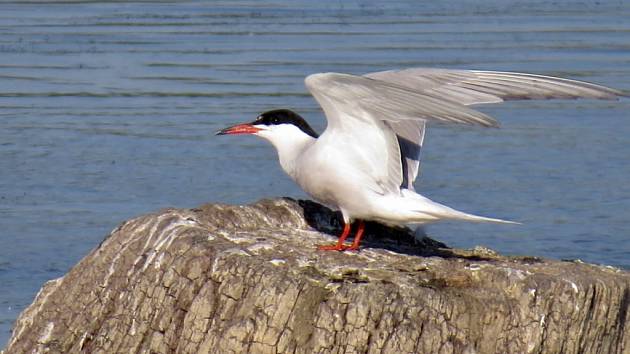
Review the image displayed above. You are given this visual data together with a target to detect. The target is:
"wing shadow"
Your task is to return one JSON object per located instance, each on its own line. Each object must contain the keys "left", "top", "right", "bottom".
{"left": 296, "top": 198, "right": 503, "bottom": 261}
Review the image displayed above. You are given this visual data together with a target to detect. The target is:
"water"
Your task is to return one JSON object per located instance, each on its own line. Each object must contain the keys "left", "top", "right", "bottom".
{"left": 1, "top": 0, "right": 629, "bottom": 346}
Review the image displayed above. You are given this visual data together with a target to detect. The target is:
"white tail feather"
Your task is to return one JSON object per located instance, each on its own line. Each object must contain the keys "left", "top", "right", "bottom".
{"left": 436, "top": 207, "right": 520, "bottom": 224}
{"left": 400, "top": 189, "right": 520, "bottom": 225}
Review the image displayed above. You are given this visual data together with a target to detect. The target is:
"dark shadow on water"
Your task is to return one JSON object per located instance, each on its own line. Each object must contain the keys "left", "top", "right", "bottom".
{"left": 296, "top": 198, "right": 505, "bottom": 261}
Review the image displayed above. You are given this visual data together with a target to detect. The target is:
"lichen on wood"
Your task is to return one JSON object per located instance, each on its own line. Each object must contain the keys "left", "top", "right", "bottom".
{"left": 5, "top": 198, "right": 630, "bottom": 353}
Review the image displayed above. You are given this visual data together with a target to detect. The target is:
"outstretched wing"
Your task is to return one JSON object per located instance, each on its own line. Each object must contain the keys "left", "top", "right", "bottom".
{"left": 365, "top": 68, "right": 625, "bottom": 106}
{"left": 364, "top": 68, "right": 626, "bottom": 189}
{"left": 305, "top": 70, "right": 626, "bottom": 191}
{"left": 305, "top": 72, "right": 490, "bottom": 196}
{"left": 306, "top": 73, "right": 500, "bottom": 128}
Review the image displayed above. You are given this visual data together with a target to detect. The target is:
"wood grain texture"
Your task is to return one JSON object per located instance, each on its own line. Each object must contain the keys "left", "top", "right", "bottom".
{"left": 6, "top": 198, "right": 630, "bottom": 353}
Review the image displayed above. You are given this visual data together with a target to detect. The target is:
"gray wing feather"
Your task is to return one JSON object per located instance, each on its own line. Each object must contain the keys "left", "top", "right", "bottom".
{"left": 306, "top": 69, "right": 625, "bottom": 191}
{"left": 389, "top": 120, "right": 425, "bottom": 191}
{"left": 362, "top": 68, "right": 625, "bottom": 188}
{"left": 306, "top": 72, "right": 500, "bottom": 128}
{"left": 366, "top": 68, "right": 626, "bottom": 106}
{"left": 305, "top": 72, "right": 497, "bottom": 192}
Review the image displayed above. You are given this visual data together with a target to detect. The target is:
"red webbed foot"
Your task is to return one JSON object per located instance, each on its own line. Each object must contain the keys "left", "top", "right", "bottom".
{"left": 317, "top": 222, "right": 352, "bottom": 251}
{"left": 317, "top": 220, "right": 365, "bottom": 252}
{"left": 317, "top": 244, "right": 350, "bottom": 251}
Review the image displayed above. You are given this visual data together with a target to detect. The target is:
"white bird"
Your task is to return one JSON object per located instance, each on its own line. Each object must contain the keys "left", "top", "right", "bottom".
{"left": 217, "top": 68, "right": 626, "bottom": 251}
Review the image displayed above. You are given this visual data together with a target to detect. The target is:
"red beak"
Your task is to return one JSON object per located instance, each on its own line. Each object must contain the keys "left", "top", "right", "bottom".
{"left": 216, "top": 123, "right": 262, "bottom": 136}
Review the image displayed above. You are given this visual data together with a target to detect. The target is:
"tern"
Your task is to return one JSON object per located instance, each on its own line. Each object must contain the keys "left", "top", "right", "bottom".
{"left": 217, "top": 68, "right": 626, "bottom": 251}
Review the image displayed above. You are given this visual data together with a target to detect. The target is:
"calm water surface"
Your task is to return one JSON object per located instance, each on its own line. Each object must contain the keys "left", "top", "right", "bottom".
{"left": 1, "top": 0, "right": 629, "bottom": 346}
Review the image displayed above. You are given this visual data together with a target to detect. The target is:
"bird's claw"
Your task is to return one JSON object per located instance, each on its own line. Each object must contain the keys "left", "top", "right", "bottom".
{"left": 317, "top": 244, "right": 360, "bottom": 252}
{"left": 317, "top": 244, "right": 348, "bottom": 251}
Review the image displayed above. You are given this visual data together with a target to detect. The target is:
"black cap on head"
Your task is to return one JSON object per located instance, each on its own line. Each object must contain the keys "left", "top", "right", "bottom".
{"left": 253, "top": 109, "right": 319, "bottom": 138}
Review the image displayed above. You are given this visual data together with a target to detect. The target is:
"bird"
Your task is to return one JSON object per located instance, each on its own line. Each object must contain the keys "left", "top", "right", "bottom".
{"left": 217, "top": 68, "right": 626, "bottom": 251}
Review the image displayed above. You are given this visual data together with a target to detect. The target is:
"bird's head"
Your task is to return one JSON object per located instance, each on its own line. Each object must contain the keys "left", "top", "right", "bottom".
{"left": 216, "top": 109, "right": 319, "bottom": 145}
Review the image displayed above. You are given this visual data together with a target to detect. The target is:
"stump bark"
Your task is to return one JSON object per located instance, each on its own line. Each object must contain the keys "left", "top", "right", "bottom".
{"left": 5, "top": 198, "right": 630, "bottom": 353}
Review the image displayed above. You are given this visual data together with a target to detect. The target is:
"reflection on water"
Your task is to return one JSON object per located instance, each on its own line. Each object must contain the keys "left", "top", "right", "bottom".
{"left": 1, "top": 0, "right": 629, "bottom": 346}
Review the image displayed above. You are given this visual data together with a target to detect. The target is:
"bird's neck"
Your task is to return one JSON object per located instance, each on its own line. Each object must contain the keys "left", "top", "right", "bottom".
{"left": 272, "top": 134, "right": 316, "bottom": 179}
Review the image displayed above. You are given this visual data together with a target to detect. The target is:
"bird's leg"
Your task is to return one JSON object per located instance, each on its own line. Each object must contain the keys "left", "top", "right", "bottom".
{"left": 346, "top": 220, "right": 365, "bottom": 251}
{"left": 318, "top": 222, "right": 352, "bottom": 251}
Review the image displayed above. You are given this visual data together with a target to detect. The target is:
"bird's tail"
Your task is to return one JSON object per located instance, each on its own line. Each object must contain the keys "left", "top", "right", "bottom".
{"left": 401, "top": 189, "right": 520, "bottom": 225}
{"left": 437, "top": 207, "right": 520, "bottom": 224}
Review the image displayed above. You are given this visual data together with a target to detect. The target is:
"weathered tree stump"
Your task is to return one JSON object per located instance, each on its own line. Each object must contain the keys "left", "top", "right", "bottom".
{"left": 5, "top": 198, "right": 630, "bottom": 353}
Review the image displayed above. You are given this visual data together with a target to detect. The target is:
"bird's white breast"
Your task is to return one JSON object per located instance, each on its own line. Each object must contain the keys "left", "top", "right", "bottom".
{"left": 293, "top": 124, "right": 401, "bottom": 219}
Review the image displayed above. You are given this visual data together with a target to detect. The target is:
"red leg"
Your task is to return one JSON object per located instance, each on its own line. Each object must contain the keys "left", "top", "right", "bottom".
{"left": 346, "top": 221, "right": 365, "bottom": 251}
{"left": 318, "top": 222, "right": 352, "bottom": 251}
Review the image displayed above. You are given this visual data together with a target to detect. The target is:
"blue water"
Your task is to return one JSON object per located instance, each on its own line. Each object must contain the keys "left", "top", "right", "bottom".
{"left": 1, "top": 0, "right": 629, "bottom": 346}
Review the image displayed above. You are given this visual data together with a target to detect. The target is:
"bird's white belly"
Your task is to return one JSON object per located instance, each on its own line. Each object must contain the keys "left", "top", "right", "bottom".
{"left": 297, "top": 160, "right": 362, "bottom": 209}
{"left": 298, "top": 175, "right": 420, "bottom": 225}
{"left": 294, "top": 145, "right": 391, "bottom": 221}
